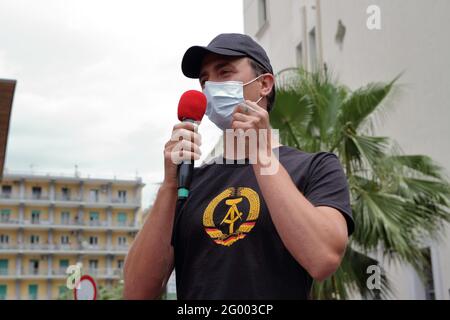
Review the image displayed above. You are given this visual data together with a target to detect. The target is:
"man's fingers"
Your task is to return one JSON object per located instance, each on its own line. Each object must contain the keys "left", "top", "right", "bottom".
{"left": 171, "top": 128, "right": 202, "bottom": 146}
{"left": 173, "top": 121, "right": 198, "bottom": 132}
{"left": 177, "top": 139, "right": 202, "bottom": 156}
{"left": 244, "top": 99, "right": 266, "bottom": 114}
{"left": 231, "top": 120, "right": 254, "bottom": 131}
{"left": 234, "top": 103, "right": 257, "bottom": 116}
{"left": 232, "top": 112, "right": 257, "bottom": 123}
{"left": 170, "top": 150, "right": 201, "bottom": 164}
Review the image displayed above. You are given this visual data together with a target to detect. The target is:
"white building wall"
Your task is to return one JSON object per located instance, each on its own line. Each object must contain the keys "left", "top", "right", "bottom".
{"left": 244, "top": 0, "right": 450, "bottom": 299}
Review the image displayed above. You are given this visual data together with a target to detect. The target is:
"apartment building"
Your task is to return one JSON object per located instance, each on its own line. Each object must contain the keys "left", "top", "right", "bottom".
{"left": 0, "top": 171, "right": 144, "bottom": 299}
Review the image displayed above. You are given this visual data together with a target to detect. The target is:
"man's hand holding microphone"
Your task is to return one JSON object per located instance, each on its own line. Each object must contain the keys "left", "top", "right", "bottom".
{"left": 123, "top": 90, "right": 206, "bottom": 299}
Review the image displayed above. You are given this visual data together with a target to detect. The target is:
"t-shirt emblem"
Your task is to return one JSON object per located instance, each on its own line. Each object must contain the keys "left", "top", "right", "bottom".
{"left": 202, "top": 187, "right": 260, "bottom": 246}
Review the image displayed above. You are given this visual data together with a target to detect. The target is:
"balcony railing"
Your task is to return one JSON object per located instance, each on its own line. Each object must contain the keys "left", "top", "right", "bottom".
{"left": 52, "top": 268, "right": 68, "bottom": 276}
{"left": 25, "top": 268, "right": 46, "bottom": 276}
{"left": 0, "top": 243, "right": 130, "bottom": 252}
{"left": 0, "top": 219, "right": 138, "bottom": 229}
{"left": 0, "top": 218, "right": 20, "bottom": 224}
{"left": 0, "top": 194, "right": 140, "bottom": 206}
{"left": 29, "top": 195, "right": 50, "bottom": 201}
{"left": 0, "top": 267, "right": 124, "bottom": 278}
{"left": 86, "top": 268, "right": 123, "bottom": 277}
{"left": 111, "top": 198, "right": 127, "bottom": 204}
{"left": 0, "top": 268, "right": 14, "bottom": 276}
{"left": 55, "top": 195, "right": 83, "bottom": 202}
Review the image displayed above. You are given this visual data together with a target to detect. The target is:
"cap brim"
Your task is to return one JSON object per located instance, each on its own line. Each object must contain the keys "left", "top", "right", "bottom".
{"left": 181, "top": 46, "right": 246, "bottom": 79}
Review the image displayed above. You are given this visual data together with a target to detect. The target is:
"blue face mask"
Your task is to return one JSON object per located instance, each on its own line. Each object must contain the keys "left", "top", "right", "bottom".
{"left": 203, "top": 75, "right": 264, "bottom": 130}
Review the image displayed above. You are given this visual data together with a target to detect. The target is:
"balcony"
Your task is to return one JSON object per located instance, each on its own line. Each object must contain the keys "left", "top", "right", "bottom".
{"left": 111, "top": 197, "right": 127, "bottom": 204}
{"left": 54, "top": 195, "right": 83, "bottom": 202}
{"left": 0, "top": 218, "right": 20, "bottom": 225}
{"left": 87, "top": 268, "right": 123, "bottom": 279}
{"left": 0, "top": 194, "right": 140, "bottom": 208}
{"left": 0, "top": 243, "right": 130, "bottom": 254}
{"left": 22, "top": 268, "right": 48, "bottom": 277}
{"left": 0, "top": 218, "right": 139, "bottom": 231}
{"left": 0, "top": 268, "right": 124, "bottom": 280}
{"left": 0, "top": 268, "right": 17, "bottom": 279}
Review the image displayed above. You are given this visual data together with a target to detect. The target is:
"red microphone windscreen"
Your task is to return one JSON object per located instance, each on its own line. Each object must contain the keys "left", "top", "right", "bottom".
{"left": 177, "top": 90, "right": 207, "bottom": 122}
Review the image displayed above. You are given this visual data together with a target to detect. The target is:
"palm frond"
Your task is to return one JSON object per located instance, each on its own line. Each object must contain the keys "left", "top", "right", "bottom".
{"left": 337, "top": 76, "right": 399, "bottom": 132}
{"left": 273, "top": 67, "right": 450, "bottom": 299}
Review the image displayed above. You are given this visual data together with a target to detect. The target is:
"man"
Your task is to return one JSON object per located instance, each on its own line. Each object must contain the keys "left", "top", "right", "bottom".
{"left": 124, "top": 33, "right": 354, "bottom": 299}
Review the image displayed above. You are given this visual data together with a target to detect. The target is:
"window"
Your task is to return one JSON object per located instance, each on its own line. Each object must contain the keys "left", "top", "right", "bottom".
{"left": 0, "top": 209, "right": 11, "bottom": 223}
{"left": 61, "top": 187, "right": 70, "bottom": 201}
{"left": 29, "top": 260, "right": 39, "bottom": 275}
{"left": 59, "top": 259, "right": 69, "bottom": 273}
{"left": 89, "top": 236, "right": 98, "bottom": 246}
{"left": 0, "top": 234, "right": 9, "bottom": 244}
{"left": 1, "top": 185, "right": 12, "bottom": 198}
{"left": 0, "top": 259, "right": 8, "bottom": 275}
{"left": 309, "top": 27, "right": 318, "bottom": 72}
{"left": 118, "top": 236, "right": 127, "bottom": 246}
{"left": 117, "top": 212, "right": 127, "bottom": 226}
{"left": 117, "top": 259, "right": 124, "bottom": 269}
{"left": 88, "top": 260, "right": 98, "bottom": 274}
{"left": 258, "top": 0, "right": 268, "bottom": 29}
{"left": 89, "top": 212, "right": 99, "bottom": 226}
{"left": 0, "top": 285, "right": 7, "bottom": 300}
{"left": 118, "top": 190, "right": 127, "bottom": 203}
{"left": 296, "top": 42, "right": 304, "bottom": 68}
{"left": 30, "top": 235, "right": 40, "bottom": 244}
{"left": 61, "top": 235, "right": 69, "bottom": 245}
{"left": 28, "top": 284, "right": 38, "bottom": 300}
{"left": 31, "top": 210, "right": 40, "bottom": 224}
{"left": 61, "top": 211, "right": 70, "bottom": 224}
{"left": 89, "top": 189, "right": 99, "bottom": 202}
{"left": 31, "top": 186, "right": 42, "bottom": 199}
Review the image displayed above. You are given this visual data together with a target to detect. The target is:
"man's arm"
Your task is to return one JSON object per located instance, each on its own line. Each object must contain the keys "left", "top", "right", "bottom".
{"left": 123, "top": 121, "right": 201, "bottom": 299}
{"left": 252, "top": 154, "right": 349, "bottom": 281}
{"left": 123, "top": 183, "right": 177, "bottom": 299}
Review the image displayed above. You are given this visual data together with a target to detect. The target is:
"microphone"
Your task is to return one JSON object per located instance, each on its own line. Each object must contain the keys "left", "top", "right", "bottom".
{"left": 176, "top": 90, "right": 207, "bottom": 200}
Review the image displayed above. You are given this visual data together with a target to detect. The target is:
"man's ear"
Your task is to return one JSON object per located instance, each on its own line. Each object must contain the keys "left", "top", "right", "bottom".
{"left": 260, "top": 73, "right": 274, "bottom": 98}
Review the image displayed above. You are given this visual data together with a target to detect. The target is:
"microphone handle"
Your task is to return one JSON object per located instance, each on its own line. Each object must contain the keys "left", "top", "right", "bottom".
{"left": 177, "top": 119, "right": 196, "bottom": 199}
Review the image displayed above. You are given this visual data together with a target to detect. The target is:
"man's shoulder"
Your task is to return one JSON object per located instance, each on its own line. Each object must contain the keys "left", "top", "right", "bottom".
{"left": 278, "top": 145, "right": 339, "bottom": 167}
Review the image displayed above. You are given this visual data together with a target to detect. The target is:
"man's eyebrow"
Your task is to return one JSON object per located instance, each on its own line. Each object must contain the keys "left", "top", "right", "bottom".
{"left": 199, "top": 61, "right": 236, "bottom": 80}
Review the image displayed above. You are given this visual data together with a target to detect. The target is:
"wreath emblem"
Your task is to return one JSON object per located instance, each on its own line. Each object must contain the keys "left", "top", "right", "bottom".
{"left": 203, "top": 187, "right": 260, "bottom": 246}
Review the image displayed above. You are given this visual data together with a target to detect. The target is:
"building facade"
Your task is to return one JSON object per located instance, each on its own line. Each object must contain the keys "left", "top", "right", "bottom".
{"left": 243, "top": 0, "right": 450, "bottom": 299}
{"left": 0, "top": 79, "right": 15, "bottom": 180}
{"left": 0, "top": 172, "right": 143, "bottom": 299}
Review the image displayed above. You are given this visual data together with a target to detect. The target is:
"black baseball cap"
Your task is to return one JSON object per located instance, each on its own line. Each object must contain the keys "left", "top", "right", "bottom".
{"left": 181, "top": 33, "right": 274, "bottom": 79}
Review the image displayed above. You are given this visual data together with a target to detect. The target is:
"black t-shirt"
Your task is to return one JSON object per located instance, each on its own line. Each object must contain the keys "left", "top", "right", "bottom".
{"left": 171, "top": 145, "right": 354, "bottom": 300}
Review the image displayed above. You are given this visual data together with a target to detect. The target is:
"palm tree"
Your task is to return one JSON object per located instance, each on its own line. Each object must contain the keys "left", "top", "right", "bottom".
{"left": 270, "top": 68, "right": 450, "bottom": 299}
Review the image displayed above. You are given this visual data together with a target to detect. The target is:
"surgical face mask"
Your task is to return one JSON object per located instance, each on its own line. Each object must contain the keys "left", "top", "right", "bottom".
{"left": 203, "top": 75, "right": 264, "bottom": 130}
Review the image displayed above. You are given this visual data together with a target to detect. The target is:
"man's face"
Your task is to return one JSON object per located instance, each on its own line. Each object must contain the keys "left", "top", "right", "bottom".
{"left": 199, "top": 53, "right": 265, "bottom": 109}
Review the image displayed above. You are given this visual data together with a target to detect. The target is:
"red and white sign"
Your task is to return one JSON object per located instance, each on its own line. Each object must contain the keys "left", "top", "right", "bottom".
{"left": 74, "top": 275, "right": 97, "bottom": 300}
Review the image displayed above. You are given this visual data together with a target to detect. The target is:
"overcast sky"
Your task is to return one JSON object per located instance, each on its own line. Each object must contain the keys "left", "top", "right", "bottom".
{"left": 0, "top": 0, "right": 244, "bottom": 206}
